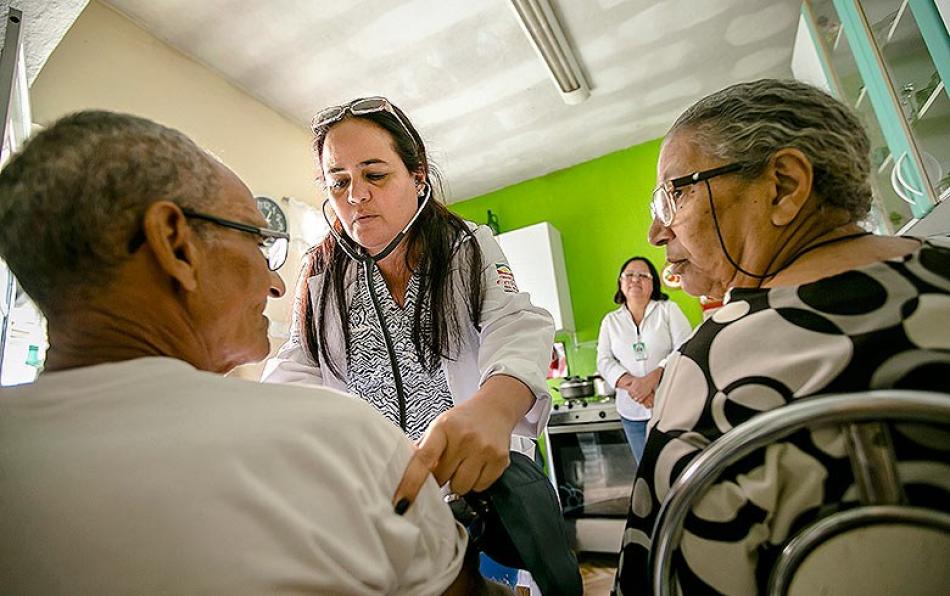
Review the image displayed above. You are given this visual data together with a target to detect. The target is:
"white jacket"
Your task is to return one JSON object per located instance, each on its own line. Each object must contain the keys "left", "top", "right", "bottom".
{"left": 597, "top": 300, "right": 693, "bottom": 421}
{"left": 262, "top": 224, "right": 554, "bottom": 438}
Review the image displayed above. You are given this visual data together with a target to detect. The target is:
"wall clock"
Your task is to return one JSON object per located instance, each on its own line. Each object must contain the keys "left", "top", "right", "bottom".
{"left": 256, "top": 196, "right": 287, "bottom": 233}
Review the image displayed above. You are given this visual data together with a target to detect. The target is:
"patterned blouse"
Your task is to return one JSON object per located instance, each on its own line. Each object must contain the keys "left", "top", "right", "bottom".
{"left": 346, "top": 263, "right": 453, "bottom": 441}
{"left": 614, "top": 238, "right": 950, "bottom": 595}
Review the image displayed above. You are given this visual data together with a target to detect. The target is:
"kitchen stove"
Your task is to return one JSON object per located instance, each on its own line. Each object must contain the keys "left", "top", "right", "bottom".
{"left": 549, "top": 396, "right": 620, "bottom": 426}
{"left": 544, "top": 394, "right": 633, "bottom": 553}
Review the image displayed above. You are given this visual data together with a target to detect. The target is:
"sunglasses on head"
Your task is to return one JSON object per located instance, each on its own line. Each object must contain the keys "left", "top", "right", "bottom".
{"left": 312, "top": 96, "right": 417, "bottom": 150}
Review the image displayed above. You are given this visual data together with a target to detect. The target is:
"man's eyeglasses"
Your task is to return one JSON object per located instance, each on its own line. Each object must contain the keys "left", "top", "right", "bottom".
{"left": 312, "top": 96, "right": 417, "bottom": 150}
{"left": 650, "top": 163, "right": 742, "bottom": 227}
{"left": 620, "top": 272, "right": 652, "bottom": 282}
{"left": 181, "top": 209, "right": 289, "bottom": 271}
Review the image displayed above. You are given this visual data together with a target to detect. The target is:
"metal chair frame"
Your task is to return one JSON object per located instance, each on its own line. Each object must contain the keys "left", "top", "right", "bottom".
{"left": 648, "top": 390, "right": 950, "bottom": 596}
{"left": 768, "top": 505, "right": 950, "bottom": 593}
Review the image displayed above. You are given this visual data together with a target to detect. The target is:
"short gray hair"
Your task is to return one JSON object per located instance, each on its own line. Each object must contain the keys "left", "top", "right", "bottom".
{"left": 0, "top": 110, "right": 220, "bottom": 313}
{"left": 669, "top": 78, "right": 872, "bottom": 221}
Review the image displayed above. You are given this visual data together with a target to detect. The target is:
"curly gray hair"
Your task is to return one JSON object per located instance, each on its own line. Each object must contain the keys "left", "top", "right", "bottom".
{"left": 0, "top": 111, "right": 220, "bottom": 314}
{"left": 668, "top": 78, "right": 872, "bottom": 221}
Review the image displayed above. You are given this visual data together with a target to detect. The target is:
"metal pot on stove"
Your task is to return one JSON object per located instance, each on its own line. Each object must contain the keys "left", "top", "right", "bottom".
{"left": 555, "top": 376, "right": 595, "bottom": 400}
{"left": 590, "top": 374, "right": 615, "bottom": 397}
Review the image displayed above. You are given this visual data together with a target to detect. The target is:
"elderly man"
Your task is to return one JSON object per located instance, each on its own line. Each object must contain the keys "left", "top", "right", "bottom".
{"left": 0, "top": 111, "right": 488, "bottom": 594}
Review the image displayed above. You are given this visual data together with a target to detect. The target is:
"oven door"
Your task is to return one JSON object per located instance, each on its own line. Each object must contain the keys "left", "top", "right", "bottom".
{"left": 544, "top": 420, "right": 637, "bottom": 552}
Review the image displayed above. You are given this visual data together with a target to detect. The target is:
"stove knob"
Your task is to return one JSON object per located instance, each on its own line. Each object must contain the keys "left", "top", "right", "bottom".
{"left": 599, "top": 411, "right": 606, "bottom": 419}
{"left": 566, "top": 402, "right": 573, "bottom": 409}
{"left": 581, "top": 401, "right": 588, "bottom": 408}
{"left": 553, "top": 403, "right": 560, "bottom": 411}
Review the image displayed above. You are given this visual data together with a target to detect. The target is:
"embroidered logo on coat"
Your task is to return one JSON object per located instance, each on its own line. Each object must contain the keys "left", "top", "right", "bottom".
{"left": 494, "top": 263, "right": 519, "bottom": 293}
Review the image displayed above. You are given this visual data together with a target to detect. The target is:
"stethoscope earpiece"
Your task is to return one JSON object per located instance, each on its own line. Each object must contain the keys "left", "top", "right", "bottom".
{"left": 321, "top": 182, "right": 432, "bottom": 264}
{"left": 416, "top": 181, "right": 429, "bottom": 198}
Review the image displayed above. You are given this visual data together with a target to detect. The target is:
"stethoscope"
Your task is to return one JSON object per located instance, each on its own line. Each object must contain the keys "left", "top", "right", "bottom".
{"left": 320, "top": 182, "right": 432, "bottom": 264}
{"left": 319, "top": 182, "right": 432, "bottom": 433}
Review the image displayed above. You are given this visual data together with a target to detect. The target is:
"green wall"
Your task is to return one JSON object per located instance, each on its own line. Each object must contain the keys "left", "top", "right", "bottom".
{"left": 450, "top": 138, "right": 703, "bottom": 378}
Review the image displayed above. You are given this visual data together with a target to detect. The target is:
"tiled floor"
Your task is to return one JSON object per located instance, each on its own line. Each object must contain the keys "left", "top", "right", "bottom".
{"left": 579, "top": 553, "right": 618, "bottom": 595}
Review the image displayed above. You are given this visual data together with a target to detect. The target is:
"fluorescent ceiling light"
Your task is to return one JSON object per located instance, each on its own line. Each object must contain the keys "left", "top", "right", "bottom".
{"left": 509, "top": 0, "right": 590, "bottom": 104}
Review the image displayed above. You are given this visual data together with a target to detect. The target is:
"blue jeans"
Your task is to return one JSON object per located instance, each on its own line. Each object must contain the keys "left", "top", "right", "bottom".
{"left": 621, "top": 417, "right": 648, "bottom": 464}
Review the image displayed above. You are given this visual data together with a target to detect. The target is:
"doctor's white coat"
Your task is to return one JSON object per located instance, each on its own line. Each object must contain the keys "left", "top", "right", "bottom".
{"left": 261, "top": 224, "right": 554, "bottom": 439}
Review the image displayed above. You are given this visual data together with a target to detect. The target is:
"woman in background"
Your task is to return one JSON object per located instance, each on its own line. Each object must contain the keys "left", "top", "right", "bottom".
{"left": 596, "top": 256, "right": 692, "bottom": 463}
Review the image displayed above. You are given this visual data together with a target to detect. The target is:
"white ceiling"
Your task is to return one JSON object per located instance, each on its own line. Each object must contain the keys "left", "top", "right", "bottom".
{"left": 102, "top": 0, "right": 802, "bottom": 202}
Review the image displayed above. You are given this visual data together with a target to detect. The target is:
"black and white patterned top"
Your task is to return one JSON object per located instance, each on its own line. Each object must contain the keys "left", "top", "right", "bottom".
{"left": 346, "top": 263, "right": 453, "bottom": 441}
{"left": 615, "top": 238, "right": 950, "bottom": 595}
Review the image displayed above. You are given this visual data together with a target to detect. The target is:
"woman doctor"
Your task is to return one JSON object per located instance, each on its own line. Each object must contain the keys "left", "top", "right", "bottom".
{"left": 596, "top": 256, "right": 692, "bottom": 462}
{"left": 262, "top": 97, "right": 554, "bottom": 506}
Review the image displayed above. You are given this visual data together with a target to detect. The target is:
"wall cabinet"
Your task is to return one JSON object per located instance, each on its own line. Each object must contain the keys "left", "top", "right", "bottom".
{"left": 796, "top": 0, "right": 950, "bottom": 235}
{"left": 495, "top": 222, "right": 575, "bottom": 332}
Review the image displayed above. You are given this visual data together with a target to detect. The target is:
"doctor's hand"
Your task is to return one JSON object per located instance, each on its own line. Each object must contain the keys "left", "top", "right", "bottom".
{"left": 392, "top": 375, "right": 535, "bottom": 512}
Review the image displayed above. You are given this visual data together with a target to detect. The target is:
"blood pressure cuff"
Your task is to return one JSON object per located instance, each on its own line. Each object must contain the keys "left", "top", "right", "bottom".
{"left": 459, "top": 451, "right": 583, "bottom": 596}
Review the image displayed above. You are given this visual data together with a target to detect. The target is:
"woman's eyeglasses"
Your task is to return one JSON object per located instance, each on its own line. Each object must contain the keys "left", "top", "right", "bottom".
{"left": 312, "top": 97, "right": 417, "bottom": 150}
{"left": 620, "top": 272, "right": 652, "bottom": 282}
{"left": 181, "top": 209, "right": 289, "bottom": 271}
{"left": 650, "top": 163, "right": 742, "bottom": 227}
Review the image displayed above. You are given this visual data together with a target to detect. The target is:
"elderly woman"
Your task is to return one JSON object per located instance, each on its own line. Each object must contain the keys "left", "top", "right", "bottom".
{"left": 614, "top": 79, "right": 950, "bottom": 594}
